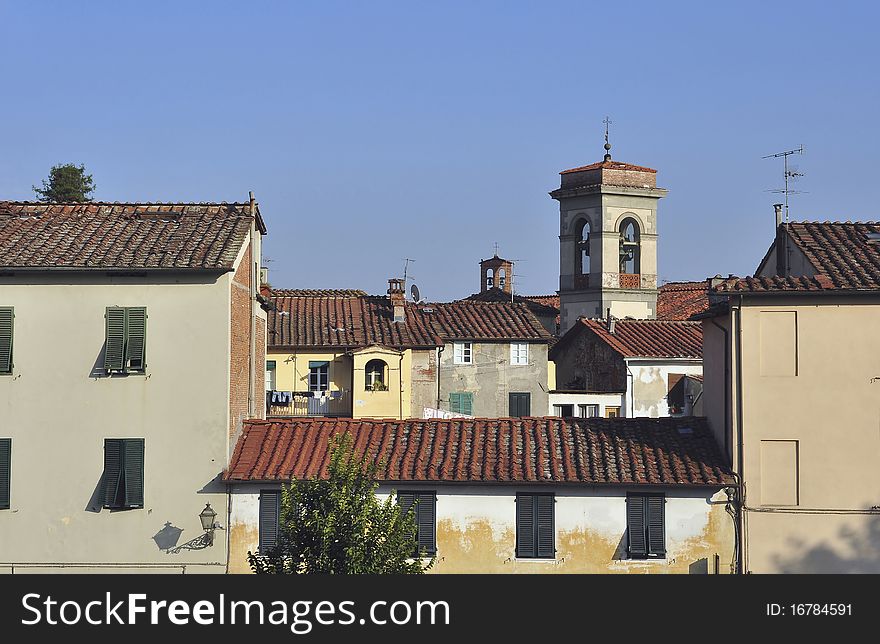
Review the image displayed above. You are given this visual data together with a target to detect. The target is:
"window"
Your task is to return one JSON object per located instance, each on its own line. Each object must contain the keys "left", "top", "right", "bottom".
{"left": 104, "top": 307, "right": 147, "bottom": 373}
{"left": 265, "top": 360, "right": 277, "bottom": 392}
{"left": 453, "top": 342, "right": 472, "bottom": 364}
{"left": 627, "top": 493, "right": 665, "bottom": 558}
{"left": 510, "top": 343, "right": 529, "bottom": 365}
{"left": 449, "top": 392, "right": 473, "bottom": 415}
{"left": 259, "top": 489, "right": 281, "bottom": 553}
{"left": 516, "top": 493, "right": 555, "bottom": 558}
{"left": 0, "top": 308, "right": 13, "bottom": 374}
{"left": 605, "top": 406, "right": 621, "bottom": 418}
{"left": 619, "top": 218, "right": 641, "bottom": 274}
{"left": 509, "top": 392, "right": 531, "bottom": 417}
{"left": 576, "top": 219, "right": 590, "bottom": 274}
{"left": 308, "top": 361, "right": 329, "bottom": 391}
{"left": 579, "top": 404, "right": 599, "bottom": 418}
{"left": 365, "top": 359, "right": 388, "bottom": 391}
{"left": 0, "top": 438, "right": 10, "bottom": 510}
{"left": 102, "top": 439, "right": 144, "bottom": 509}
{"left": 398, "top": 491, "right": 437, "bottom": 556}
{"left": 553, "top": 404, "right": 574, "bottom": 417}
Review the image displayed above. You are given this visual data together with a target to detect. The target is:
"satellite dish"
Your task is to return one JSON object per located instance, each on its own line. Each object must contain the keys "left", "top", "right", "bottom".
{"left": 410, "top": 284, "right": 420, "bottom": 302}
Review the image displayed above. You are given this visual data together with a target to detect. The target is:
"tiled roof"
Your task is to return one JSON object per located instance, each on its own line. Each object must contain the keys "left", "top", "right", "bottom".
{"left": 463, "top": 288, "right": 559, "bottom": 314}
{"left": 522, "top": 294, "right": 560, "bottom": 310}
{"left": 560, "top": 160, "right": 657, "bottom": 174}
{"left": 657, "top": 280, "right": 712, "bottom": 320}
{"left": 224, "top": 416, "right": 733, "bottom": 486}
{"left": 0, "top": 201, "right": 261, "bottom": 271}
{"left": 781, "top": 221, "right": 880, "bottom": 289}
{"left": 268, "top": 294, "right": 553, "bottom": 349}
{"left": 271, "top": 289, "right": 367, "bottom": 297}
{"left": 712, "top": 275, "right": 835, "bottom": 293}
{"left": 578, "top": 319, "right": 702, "bottom": 359}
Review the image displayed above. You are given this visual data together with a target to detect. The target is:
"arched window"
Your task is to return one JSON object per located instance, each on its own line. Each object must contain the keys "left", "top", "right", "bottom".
{"left": 575, "top": 219, "right": 590, "bottom": 274}
{"left": 485, "top": 268, "right": 494, "bottom": 289}
{"left": 619, "top": 218, "right": 641, "bottom": 274}
{"left": 365, "top": 359, "right": 388, "bottom": 391}
{"left": 498, "top": 268, "right": 506, "bottom": 289}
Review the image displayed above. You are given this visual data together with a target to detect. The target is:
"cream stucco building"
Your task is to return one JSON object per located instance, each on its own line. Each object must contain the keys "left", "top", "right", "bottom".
{"left": 0, "top": 200, "right": 266, "bottom": 573}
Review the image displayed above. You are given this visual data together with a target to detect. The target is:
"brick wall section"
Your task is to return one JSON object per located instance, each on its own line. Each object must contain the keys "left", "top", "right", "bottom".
{"left": 230, "top": 243, "right": 252, "bottom": 440}
{"left": 555, "top": 332, "right": 626, "bottom": 392}
{"left": 254, "top": 316, "right": 266, "bottom": 420}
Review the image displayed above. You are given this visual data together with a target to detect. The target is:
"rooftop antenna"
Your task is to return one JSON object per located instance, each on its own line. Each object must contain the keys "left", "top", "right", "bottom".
{"left": 603, "top": 116, "right": 612, "bottom": 161}
{"left": 763, "top": 145, "right": 805, "bottom": 222}
{"left": 402, "top": 258, "right": 415, "bottom": 286}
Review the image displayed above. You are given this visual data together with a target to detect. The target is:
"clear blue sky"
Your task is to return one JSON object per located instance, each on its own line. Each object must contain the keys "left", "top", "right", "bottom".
{"left": 2, "top": 2, "right": 878, "bottom": 300}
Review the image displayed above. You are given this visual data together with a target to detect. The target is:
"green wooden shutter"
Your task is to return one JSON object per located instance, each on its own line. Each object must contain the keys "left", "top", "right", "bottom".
{"left": 104, "top": 308, "right": 126, "bottom": 372}
{"left": 259, "top": 490, "right": 281, "bottom": 553}
{"left": 125, "top": 308, "right": 147, "bottom": 372}
{"left": 646, "top": 495, "right": 666, "bottom": 557}
{"left": 451, "top": 393, "right": 473, "bottom": 415}
{"left": 627, "top": 494, "right": 647, "bottom": 557}
{"left": 416, "top": 492, "right": 437, "bottom": 555}
{"left": 516, "top": 494, "right": 535, "bottom": 558}
{"left": 449, "top": 393, "right": 461, "bottom": 414}
{"left": 103, "top": 439, "right": 124, "bottom": 508}
{"left": 0, "top": 308, "right": 13, "bottom": 374}
{"left": 123, "top": 439, "right": 145, "bottom": 507}
{"left": 509, "top": 393, "right": 530, "bottom": 417}
{"left": 0, "top": 438, "right": 11, "bottom": 509}
{"left": 536, "top": 494, "right": 555, "bottom": 558}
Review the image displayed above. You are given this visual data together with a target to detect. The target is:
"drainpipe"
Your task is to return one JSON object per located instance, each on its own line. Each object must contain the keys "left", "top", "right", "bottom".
{"left": 225, "top": 486, "right": 233, "bottom": 574}
{"left": 732, "top": 294, "right": 746, "bottom": 574}
{"left": 398, "top": 351, "right": 404, "bottom": 420}
{"left": 436, "top": 345, "right": 444, "bottom": 409}
{"left": 625, "top": 359, "right": 635, "bottom": 417}
{"left": 248, "top": 192, "right": 257, "bottom": 418}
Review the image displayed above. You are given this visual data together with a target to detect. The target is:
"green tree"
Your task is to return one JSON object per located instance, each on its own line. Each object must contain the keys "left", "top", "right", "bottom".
{"left": 247, "top": 432, "right": 434, "bottom": 574}
{"left": 32, "top": 163, "right": 96, "bottom": 202}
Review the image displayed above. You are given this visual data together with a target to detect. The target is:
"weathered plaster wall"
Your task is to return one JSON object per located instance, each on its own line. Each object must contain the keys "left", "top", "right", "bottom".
{"left": 627, "top": 360, "right": 703, "bottom": 418}
{"left": 228, "top": 484, "right": 734, "bottom": 574}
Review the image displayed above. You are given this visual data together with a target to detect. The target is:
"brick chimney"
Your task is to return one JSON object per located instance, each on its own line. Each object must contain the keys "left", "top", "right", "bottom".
{"left": 387, "top": 278, "right": 406, "bottom": 323}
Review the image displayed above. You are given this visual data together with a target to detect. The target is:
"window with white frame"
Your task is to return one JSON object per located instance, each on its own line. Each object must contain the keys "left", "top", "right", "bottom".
{"left": 510, "top": 342, "right": 529, "bottom": 365}
{"left": 453, "top": 342, "right": 473, "bottom": 364}
{"left": 579, "top": 404, "right": 599, "bottom": 418}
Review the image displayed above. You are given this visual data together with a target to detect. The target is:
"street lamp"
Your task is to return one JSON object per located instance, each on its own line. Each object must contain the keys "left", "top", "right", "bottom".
{"left": 199, "top": 503, "right": 219, "bottom": 546}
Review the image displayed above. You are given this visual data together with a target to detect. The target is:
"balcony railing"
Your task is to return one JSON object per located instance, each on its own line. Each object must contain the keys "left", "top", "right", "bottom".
{"left": 266, "top": 389, "right": 352, "bottom": 417}
{"left": 619, "top": 273, "right": 641, "bottom": 289}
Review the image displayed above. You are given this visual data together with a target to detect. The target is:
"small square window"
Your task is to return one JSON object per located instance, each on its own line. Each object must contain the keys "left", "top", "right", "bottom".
{"left": 453, "top": 342, "right": 473, "bottom": 364}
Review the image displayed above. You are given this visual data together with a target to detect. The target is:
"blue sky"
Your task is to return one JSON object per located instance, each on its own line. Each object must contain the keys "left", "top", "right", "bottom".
{"left": 2, "top": 2, "right": 878, "bottom": 300}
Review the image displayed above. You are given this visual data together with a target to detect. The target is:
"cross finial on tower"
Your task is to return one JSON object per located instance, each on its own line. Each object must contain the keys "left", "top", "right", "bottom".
{"left": 603, "top": 116, "right": 612, "bottom": 161}
{"left": 493, "top": 241, "right": 499, "bottom": 256}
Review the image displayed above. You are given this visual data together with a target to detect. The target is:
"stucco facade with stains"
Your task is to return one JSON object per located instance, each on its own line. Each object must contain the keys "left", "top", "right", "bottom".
{"left": 227, "top": 484, "right": 734, "bottom": 574}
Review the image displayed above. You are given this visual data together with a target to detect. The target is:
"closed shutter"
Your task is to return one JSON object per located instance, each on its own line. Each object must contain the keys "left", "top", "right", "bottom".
{"left": 397, "top": 492, "right": 418, "bottom": 555}
{"left": 125, "top": 308, "right": 147, "bottom": 372}
{"left": 516, "top": 494, "right": 535, "bottom": 558}
{"left": 416, "top": 492, "right": 436, "bottom": 555}
{"left": 627, "top": 494, "right": 647, "bottom": 557}
{"left": 0, "top": 308, "right": 13, "bottom": 374}
{"left": 646, "top": 495, "right": 666, "bottom": 557}
{"left": 450, "top": 393, "right": 472, "bottom": 415}
{"left": 509, "top": 393, "right": 530, "bottom": 417}
{"left": 0, "top": 438, "right": 10, "bottom": 509}
{"left": 104, "top": 308, "right": 126, "bottom": 372}
{"left": 123, "top": 439, "right": 145, "bottom": 507}
{"left": 536, "top": 494, "right": 555, "bottom": 558}
{"left": 259, "top": 490, "right": 281, "bottom": 553}
{"left": 103, "top": 439, "right": 124, "bottom": 507}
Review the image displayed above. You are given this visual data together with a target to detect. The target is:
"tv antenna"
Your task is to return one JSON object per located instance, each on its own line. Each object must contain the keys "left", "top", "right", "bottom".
{"left": 763, "top": 145, "right": 805, "bottom": 222}
{"left": 402, "top": 258, "right": 415, "bottom": 285}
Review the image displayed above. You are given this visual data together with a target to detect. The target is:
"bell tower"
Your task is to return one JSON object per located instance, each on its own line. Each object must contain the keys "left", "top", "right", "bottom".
{"left": 480, "top": 254, "right": 513, "bottom": 294}
{"left": 550, "top": 127, "right": 667, "bottom": 334}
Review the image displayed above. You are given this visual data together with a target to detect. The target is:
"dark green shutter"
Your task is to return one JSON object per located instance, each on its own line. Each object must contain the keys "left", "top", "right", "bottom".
{"left": 0, "top": 438, "right": 11, "bottom": 509}
{"left": 450, "top": 393, "right": 472, "bottom": 415}
{"left": 536, "top": 494, "right": 555, "bottom": 558}
{"left": 0, "top": 308, "right": 13, "bottom": 374}
{"left": 123, "top": 439, "right": 145, "bottom": 507}
{"left": 104, "top": 308, "right": 126, "bottom": 372}
{"left": 259, "top": 490, "right": 281, "bottom": 553}
{"left": 416, "top": 493, "right": 436, "bottom": 555}
{"left": 509, "top": 393, "right": 530, "bottom": 417}
{"left": 646, "top": 495, "right": 666, "bottom": 557}
{"left": 627, "top": 494, "right": 647, "bottom": 557}
{"left": 125, "top": 308, "right": 147, "bottom": 371}
{"left": 397, "top": 492, "right": 417, "bottom": 555}
{"left": 103, "top": 439, "right": 124, "bottom": 507}
{"left": 516, "top": 494, "right": 535, "bottom": 558}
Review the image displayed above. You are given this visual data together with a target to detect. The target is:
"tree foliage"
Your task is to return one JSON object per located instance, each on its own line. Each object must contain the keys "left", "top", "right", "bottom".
{"left": 247, "top": 433, "right": 434, "bottom": 574}
{"left": 32, "top": 163, "right": 96, "bottom": 202}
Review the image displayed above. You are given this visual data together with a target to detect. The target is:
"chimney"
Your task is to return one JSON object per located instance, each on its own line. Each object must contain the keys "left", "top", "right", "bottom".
{"left": 606, "top": 308, "right": 615, "bottom": 334}
{"left": 773, "top": 203, "right": 783, "bottom": 229}
{"left": 387, "top": 278, "right": 406, "bottom": 323}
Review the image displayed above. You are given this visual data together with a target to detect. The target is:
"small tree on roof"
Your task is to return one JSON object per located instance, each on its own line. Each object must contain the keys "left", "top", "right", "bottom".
{"left": 247, "top": 432, "right": 434, "bottom": 574}
{"left": 33, "top": 163, "right": 96, "bottom": 202}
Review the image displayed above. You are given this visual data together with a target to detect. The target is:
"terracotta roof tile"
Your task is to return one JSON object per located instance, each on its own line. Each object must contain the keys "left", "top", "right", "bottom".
{"left": 224, "top": 416, "right": 733, "bottom": 486}
{"left": 657, "top": 280, "right": 713, "bottom": 320}
{"left": 782, "top": 221, "right": 880, "bottom": 290}
{"left": 712, "top": 274, "right": 835, "bottom": 293}
{"left": 579, "top": 319, "right": 702, "bottom": 359}
{"left": 271, "top": 289, "right": 367, "bottom": 297}
{"left": 0, "top": 201, "right": 259, "bottom": 270}
{"left": 560, "top": 160, "right": 657, "bottom": 174}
